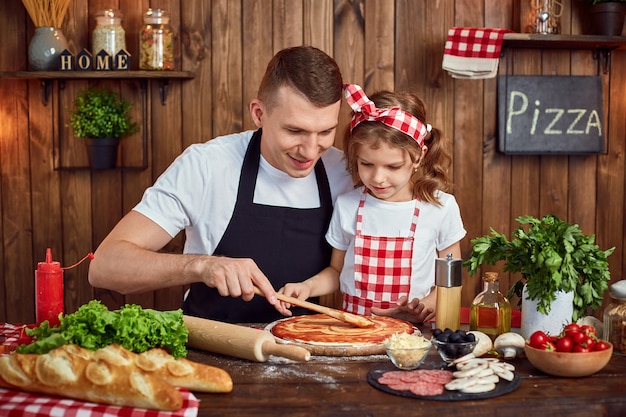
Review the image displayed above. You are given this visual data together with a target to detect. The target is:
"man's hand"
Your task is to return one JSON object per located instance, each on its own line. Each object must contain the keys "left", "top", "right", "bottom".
{"left": 200, "top": 256, "right": 291, "bottom": 316}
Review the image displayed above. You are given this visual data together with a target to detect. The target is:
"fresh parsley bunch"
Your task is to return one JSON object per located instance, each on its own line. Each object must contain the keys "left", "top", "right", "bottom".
{"left": 465, "top": 214, "right": 614, "bottom": 321}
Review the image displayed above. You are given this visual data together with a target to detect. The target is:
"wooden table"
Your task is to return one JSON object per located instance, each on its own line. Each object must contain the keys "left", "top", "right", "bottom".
{"left": 187, "top": 339, "right": 626, "bottom": 417}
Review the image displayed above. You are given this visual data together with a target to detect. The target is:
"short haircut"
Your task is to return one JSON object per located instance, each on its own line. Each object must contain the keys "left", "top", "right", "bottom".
{"left": 258, "top": 46, "right": 343, "bottom": 110}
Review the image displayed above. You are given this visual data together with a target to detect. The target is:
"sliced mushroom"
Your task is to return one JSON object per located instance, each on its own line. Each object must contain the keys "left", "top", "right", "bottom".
{"left": 469, "top": 331, "right": 493, "bottom": 357}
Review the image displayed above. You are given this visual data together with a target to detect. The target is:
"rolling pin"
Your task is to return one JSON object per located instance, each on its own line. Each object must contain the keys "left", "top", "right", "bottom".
{"left": 183, "top": 315, "right": 311, "bottom": 362}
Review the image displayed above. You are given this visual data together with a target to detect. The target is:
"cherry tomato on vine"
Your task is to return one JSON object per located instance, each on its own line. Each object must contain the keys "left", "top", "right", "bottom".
{"left": 563, "top": 323, "right": 580, "bottom": 334}
{"left": 568, "top": 331, "right": 586, "bottom": 345}
{"left": 581, "top": 336, "right": 596, "bottom": 350}
{"left": 573, "top": 344, "right": 591, "bottom": 353}
{"left": 594, "top": 341, "right": 611, "bottom": 351}
{"left": 580, "top": 324, "right": 597, "bottom": 337}
{"left": 555, "top": 336, "right": 573, "bottom": 352}
{"left": 529, "top": 331, "right": 550, "bottom": 349}
{"left": 543, "top": 341, "right": 556, "bottom": 351}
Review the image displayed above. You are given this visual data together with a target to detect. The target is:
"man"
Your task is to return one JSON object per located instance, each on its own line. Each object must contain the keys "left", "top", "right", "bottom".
{"left": 88, "top": 46, "right": 353, "bottom": 322}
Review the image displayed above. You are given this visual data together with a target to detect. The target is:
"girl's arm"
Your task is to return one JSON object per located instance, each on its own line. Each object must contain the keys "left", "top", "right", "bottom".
{"left": 277, "top": 248, "right": 346, "bottom": 313}
{"left": 438, "top": 241, "right": 462, "bottom": 259}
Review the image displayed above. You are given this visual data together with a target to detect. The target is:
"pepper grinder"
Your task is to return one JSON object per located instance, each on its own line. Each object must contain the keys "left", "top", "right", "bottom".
{"left": 35, "top": 248, "right": 64, "bottom": 327}
{"left": 434, "top": 253, "right": 463, "bottom": 331}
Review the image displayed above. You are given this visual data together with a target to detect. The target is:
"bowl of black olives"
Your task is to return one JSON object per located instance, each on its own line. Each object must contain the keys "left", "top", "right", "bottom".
{"left": 431, "top": 328, "right": 477, "bottom": 363}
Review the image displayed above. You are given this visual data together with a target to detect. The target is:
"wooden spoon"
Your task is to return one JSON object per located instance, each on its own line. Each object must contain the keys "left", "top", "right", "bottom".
{"left": 253, "top": 287, "right": 375, "bottom": 328}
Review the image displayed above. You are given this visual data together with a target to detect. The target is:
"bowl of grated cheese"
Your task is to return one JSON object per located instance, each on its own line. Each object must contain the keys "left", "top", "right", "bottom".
{"left": 383, "top": 332, "right": 432, "bottom": 370}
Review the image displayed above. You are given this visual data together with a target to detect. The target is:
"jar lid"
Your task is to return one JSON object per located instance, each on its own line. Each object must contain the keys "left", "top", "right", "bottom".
{"left": 144, "top": 8, "right": 170, "bottom": 24}
{"left": 95, "top": 9, "right": 123, "bottom": 24}
{"left": 96, "top": 9, "right": 123, "bottom": 19}
{"left": 609, "top": 280, "right": 626, "bottom": 301}
{"left": 96, "top": 16, "right": 122, "bottom": 25}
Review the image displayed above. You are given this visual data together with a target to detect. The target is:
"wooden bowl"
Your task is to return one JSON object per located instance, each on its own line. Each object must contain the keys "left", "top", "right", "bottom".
{"left": 524, "top": 342, "right": 613, "bottom": 377}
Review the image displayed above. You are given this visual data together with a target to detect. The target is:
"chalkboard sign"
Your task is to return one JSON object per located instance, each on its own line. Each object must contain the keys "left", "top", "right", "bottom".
{"left": 498, "top": 76, "right": 605, "bottom": 155}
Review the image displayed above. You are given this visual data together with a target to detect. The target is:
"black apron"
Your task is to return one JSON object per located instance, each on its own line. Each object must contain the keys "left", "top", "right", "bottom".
{"left": 183, "top": 129, "right": 333, "bottom": 322}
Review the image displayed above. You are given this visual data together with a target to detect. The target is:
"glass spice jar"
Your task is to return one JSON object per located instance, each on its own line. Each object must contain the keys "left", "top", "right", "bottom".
{"left": 139, "top": 8, "right": 175, "bottom": 70}
{"left": 92, "top": 9, "right": 126, "bottom": 56}
{"left": 603, "top": 280, "right": 626, "bottom": 354}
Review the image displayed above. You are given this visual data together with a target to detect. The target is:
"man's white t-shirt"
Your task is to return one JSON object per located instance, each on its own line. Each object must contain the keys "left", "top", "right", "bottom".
{"left": 325, "top": 187, "right": 467, "bottom": 301}
{"left": 134, "top": 130, "right": 353, "bottom": 255}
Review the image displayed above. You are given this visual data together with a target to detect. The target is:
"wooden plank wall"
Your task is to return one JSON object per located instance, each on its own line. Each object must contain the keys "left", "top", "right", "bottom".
{"left": 0, "top": 0, "right": 624, "bottom": 323}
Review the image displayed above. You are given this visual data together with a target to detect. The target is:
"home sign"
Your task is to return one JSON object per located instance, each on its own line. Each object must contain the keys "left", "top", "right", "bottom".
{"left": 497, "top": 76, "right": 605, "bottom": 155}
{"left": 58, "top": 48, "right": 131, "bottom": 71}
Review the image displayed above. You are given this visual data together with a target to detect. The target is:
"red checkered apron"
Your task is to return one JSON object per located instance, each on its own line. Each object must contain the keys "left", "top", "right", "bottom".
{"left": 343, "top": 189, "right": 420, "bottom": 315}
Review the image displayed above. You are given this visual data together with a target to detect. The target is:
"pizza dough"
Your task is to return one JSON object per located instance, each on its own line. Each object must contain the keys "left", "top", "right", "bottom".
{"left": 266, "top": 314, "right": 417, "bottom": 357}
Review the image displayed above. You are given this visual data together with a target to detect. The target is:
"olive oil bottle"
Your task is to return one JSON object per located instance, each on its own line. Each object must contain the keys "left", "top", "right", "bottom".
{"left": 469, "top": 272, "right": 511, "bottom": 341}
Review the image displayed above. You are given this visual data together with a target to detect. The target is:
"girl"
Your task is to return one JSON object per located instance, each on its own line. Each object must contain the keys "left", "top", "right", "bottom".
{"left": 279, "top": 84, "right": 466, "bottom": 324}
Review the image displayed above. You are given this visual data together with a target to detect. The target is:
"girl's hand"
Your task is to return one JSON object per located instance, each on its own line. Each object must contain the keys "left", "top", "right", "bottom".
{"left": 370, "top": 296, "right": 435, "bottom": 324}
{"left": 276, "top": 283, "right": 312, "bottom": 315}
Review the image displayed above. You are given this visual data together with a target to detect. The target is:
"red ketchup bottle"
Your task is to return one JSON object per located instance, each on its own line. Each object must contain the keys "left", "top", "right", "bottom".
{"left": 35, "top": 248, "right": 64, "bottom": 327}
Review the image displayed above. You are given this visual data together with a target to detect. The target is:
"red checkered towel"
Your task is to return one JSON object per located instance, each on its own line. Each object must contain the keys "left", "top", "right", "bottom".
{"left": 0, "top": 323, "right": 200, "bottom": 416}
{"left": 0, "top": 388, "right": 199, "bottom": 417}
{"left": 442, "top": 27, "right": 512, "bottom": 79}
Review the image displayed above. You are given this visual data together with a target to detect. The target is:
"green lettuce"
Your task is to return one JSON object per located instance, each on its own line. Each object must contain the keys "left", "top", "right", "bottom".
{"left": 17, "top": 300, "right": 188, "bottom": 358}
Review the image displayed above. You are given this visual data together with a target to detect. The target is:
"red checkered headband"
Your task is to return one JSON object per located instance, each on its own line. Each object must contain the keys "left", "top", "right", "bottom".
{"left": 343, "top": 84, "right": 432, "bottom": 147}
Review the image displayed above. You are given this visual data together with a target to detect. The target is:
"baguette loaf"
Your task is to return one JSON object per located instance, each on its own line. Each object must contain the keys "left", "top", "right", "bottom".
{"left": 0, "top": 344, "right": 182, "bottom": 411}
{"left": 93, "top": 343, "right": 233, "bottom": 393}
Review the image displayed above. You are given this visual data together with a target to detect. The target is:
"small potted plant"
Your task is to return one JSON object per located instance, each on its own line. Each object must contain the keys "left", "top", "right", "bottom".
{"left": 580, "top": 0, "right": 626, "bottom": 36}
{"left": 464, "top": 214, "right": 614, "bottom": 338}
{"left": 67, "top": 86, "right": 139, "bottom": 169}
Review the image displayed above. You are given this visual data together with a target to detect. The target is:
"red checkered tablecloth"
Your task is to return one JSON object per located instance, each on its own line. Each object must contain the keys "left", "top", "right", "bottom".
{"left": 0, "top": 323, "right": 199, "bottom": 417}
{"left": 0, "top": 388, "right": 199, "bottom": 417}
{"left": 0, "top": 323, "right": 34, "bottom": 352}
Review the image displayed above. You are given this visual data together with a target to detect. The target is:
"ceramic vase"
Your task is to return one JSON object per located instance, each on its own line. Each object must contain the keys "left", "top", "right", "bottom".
{"left": 520, "top": 284, "right": 574, "bottom": 339}
{"left": 28, "top": 27, "right": 69, "bottom": 71}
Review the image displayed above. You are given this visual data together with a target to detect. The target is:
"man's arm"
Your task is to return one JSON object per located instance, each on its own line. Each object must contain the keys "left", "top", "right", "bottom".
{"left": 88, "top": 211, "right": 285, "bottom": 312}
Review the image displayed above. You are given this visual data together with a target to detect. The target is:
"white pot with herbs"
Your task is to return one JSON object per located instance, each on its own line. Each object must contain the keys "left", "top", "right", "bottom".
{"left": 465, "top": 214, "right": 615, "bottom": 339}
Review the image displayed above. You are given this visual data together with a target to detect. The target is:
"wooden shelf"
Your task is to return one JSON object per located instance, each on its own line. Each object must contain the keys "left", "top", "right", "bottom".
{"left": 502, "top": 34, "right": 626, "bottom": 74}
{"left": 502, "top": 33, "right": 626, "bottom": 50}
{"left": 0, "top": 70, "right": 195, "bottom": 105}
{"left": 0, "top": 70, "right": 195, "bottom": 171}
{"left": 0, "top": 70, "right": 195, "bottom": 80}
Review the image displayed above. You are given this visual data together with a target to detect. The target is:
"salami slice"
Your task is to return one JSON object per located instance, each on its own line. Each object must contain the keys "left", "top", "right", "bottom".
{"left": 409, "top": 381, "right": 445, "bottom": 396}
{"left": 417, "top": 370, "right": 453, "bottom": 385}
{"left": 385, "top": 382, "right": 414, "bottom": 391}
{"left": 380, "top": 370, "right": 412, "bottom": 380}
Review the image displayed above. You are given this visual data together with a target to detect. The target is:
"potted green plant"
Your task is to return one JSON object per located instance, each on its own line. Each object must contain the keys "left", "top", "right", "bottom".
{"left": 580, "top": 0, "right": 626, "bottom": 36}
{"left": 67, "top": 86, "right": 139, "bottom": 169}
{"left": 464, "top": 214, "right": 614, "bottom": 337}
